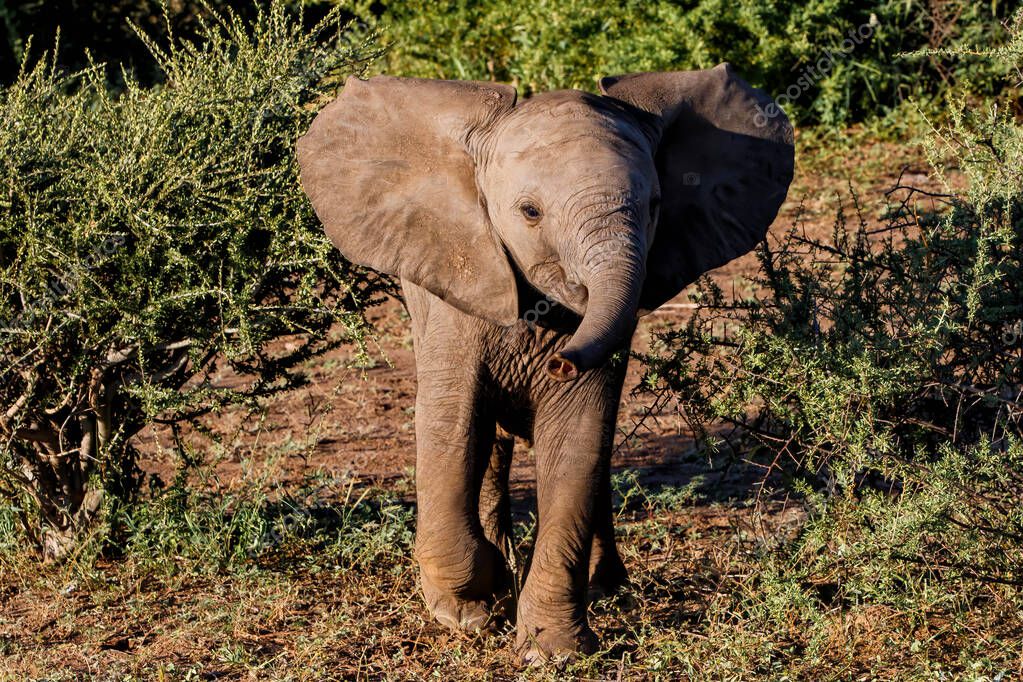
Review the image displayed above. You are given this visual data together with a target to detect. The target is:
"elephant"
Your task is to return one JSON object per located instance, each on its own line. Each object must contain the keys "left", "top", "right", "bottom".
{"left": 297, "top": 64, "right": 794, "bottom": 663}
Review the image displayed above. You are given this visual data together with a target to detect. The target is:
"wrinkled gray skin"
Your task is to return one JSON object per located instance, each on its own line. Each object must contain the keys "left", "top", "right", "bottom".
{"left": 298, "top": 64, "right": 794, "bottom": 663}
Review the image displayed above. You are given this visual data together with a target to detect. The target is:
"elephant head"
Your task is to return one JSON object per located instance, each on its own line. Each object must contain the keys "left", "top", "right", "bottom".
{"left": 297, "top": 65, "right": 794, "bottom": 381}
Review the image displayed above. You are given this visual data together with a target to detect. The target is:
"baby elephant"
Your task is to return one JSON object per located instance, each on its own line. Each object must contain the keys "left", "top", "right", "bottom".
{"left": 298, "top": 65, "right": 793, "bottom": 663}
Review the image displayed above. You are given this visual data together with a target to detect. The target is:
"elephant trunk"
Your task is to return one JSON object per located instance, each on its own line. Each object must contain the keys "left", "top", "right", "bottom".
{"left": 545, "top": 235, "right": 645, "bottom": 382}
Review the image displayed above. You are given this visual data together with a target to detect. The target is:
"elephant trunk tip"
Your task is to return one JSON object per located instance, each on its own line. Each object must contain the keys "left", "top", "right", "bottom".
{"left": 545, "top": 352, "right": 580, "bottom": 382}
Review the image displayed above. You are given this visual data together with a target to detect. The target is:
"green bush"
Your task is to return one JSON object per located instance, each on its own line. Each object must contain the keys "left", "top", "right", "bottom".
{"left": 0, "top": 2, "right": 385, "bottom": 558}
{"left": 638, "top": 7, "right": 1023, "bottom": 646}
{"left": 366, "top": 0, "right": 1020, "bottom": 128}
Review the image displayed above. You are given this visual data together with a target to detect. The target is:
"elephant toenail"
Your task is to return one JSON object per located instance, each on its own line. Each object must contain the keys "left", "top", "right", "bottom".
{"left": 435, "top": 612, "right": 460, "bottom": 631}
{"left": 461, "top": 612, "right": 489, "bottom": 631}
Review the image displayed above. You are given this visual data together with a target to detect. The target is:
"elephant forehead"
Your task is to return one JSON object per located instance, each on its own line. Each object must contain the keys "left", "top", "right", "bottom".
{"left": 491, "top": 126, "right": 646, "bottom": 182}
{"left": 520, "top": 88, "right": 629, "bottom": 113}
{"left": 519, "top": 91, "right": 613, "bottom": 118}
{"left": 497, "top": 91, "right": 645, "bottom": 152}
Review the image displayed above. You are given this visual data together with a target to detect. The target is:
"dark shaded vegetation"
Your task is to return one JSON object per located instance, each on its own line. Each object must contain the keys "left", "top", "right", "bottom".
{"left": 0, "top": 0, "right": 342, "bottom": 87}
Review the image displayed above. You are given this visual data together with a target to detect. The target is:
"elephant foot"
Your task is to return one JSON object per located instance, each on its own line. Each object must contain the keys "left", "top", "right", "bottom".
{"left": 587, "top": 548, "right": 629, "bottom": 603}
{"left": 428, "top": 592, "right": 501, "bottom": 632}
{"left": 515, "top": 622, "right": 599, "bottom": 666}
{"left": 419, "top": 542, "right": 515, "bottom": 633}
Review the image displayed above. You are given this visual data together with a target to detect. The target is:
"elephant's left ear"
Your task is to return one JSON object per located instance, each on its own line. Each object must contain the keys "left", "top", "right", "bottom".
{"left": 600, "top": 64, "right": 794, "bottom": 312}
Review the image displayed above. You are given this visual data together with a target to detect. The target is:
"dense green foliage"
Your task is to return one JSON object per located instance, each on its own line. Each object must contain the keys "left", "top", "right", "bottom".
{"left": 6, "top": 1, "right": 1017, "bottom": 129}
{"left": 369, "top": 0, "right": 1021, "bottom": 127}
{"left": 0, "top": 2, "right": 385, "bottom": 556}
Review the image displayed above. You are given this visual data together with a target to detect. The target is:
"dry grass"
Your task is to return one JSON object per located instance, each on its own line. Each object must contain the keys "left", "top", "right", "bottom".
{"left": 2, "top": 475, "right": 1019, "bottom": 680}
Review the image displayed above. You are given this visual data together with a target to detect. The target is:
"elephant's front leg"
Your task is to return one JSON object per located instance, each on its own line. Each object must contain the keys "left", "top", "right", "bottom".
{"left": 516, "top": 387, "right": 617, "bottom": 662}
{"left": 414, "top": 370, "right": 513, "bottom": 632}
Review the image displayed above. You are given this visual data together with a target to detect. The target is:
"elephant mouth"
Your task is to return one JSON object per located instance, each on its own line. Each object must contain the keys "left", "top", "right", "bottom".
{"left": 560, "top": 279, "right": 589, "bottom": 312}
{"left": 527, "top": 261, "right": 589, "bottom": 314}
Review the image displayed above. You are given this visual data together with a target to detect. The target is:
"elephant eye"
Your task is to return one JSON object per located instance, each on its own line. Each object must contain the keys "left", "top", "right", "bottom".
{"left": 519, "top": 202, "right": 543, "bottom": 224}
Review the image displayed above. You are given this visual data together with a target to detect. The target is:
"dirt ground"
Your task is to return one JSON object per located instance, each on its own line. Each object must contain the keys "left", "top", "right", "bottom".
{"left": 1, "top": 131, "right": 982, "bottom": 679}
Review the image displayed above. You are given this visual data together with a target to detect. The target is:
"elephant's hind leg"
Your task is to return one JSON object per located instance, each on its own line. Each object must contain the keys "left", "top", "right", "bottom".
{"left": 479, "top": 430, "right": 514, "bottom": 560}
{"left": 478, "top": 430, "right": 517, "bottom": 621}
{"left": 587, "top": 463, "right": 629, "bottom": 602}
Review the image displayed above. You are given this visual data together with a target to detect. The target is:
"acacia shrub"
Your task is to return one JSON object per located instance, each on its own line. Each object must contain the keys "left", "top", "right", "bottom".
{"left": 0, "top": 2, "right": 385, "bottom": 558}
{"left": 637, "top": 12, "right": 1023, "bottom": 638}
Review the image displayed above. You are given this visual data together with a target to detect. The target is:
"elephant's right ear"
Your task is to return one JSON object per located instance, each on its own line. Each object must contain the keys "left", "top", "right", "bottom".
{"left": 297, "top": 76, "right": 520, "bottom": 326}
